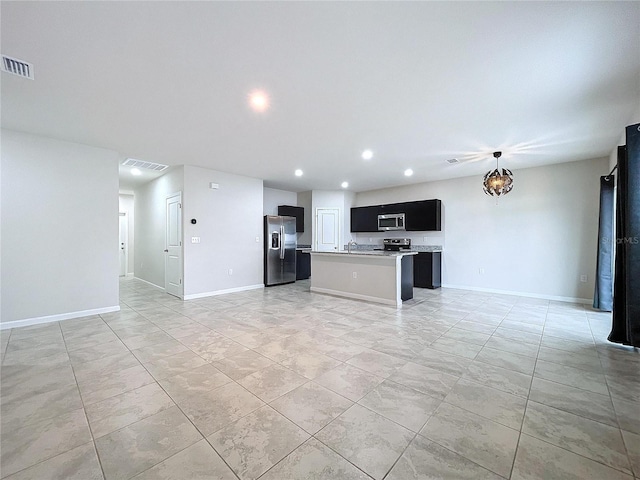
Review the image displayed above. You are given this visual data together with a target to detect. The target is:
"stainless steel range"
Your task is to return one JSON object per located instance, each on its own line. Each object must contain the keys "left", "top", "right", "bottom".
{"left": 383, "top": 238, "right": 411, "bottom": 251}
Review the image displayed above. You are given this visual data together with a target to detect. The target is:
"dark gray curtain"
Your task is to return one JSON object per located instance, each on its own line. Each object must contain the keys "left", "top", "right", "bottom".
{"left": 593, "top": 175, "right": 615, "bottom": 311}
{"left": 609, "top": 123, "right": 640, "bottom": 348}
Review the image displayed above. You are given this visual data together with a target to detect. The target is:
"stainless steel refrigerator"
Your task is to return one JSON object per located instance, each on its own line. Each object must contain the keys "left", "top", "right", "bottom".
{"left": 264, "top": 215, "right": 297, "bottom": 286}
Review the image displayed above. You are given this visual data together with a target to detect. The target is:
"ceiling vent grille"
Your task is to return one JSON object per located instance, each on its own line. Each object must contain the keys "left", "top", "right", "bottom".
{"left": 122, "top": 158, "right": 169, "bottom": 171}
{"left": 1, "top": 55, "right": 34, "bottom": 80}
{"left": 446, "top": 158, "right": 460, "bottom": 164}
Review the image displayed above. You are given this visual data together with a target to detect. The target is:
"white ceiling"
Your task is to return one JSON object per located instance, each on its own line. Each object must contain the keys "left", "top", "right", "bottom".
{"left": 2, "top": 1, "right": 639, "bottom": 193}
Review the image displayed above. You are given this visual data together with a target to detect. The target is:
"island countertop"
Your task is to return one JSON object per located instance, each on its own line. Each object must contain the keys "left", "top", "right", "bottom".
{"left": 310, "top": 250, "right": 418, "bottom": 258}
{"left": 340, "top": 245, "right": 443, "bottom": 253}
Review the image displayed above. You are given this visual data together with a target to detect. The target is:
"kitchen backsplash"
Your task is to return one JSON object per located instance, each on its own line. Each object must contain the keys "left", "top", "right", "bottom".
{"left": 351, "top": 231, "right": 445, "bottom": 248}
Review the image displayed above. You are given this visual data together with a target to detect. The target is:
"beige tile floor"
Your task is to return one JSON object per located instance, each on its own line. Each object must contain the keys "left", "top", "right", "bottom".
{"left": 1, "top": 277, "right": 639, "bottom": 479}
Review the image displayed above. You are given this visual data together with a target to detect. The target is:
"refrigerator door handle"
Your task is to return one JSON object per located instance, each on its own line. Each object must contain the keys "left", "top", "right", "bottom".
{"left": 280, "top": 224, "right": 285, "bottom": 259}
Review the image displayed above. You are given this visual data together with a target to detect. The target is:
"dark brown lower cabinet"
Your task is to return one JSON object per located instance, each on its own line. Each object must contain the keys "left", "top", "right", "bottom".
{"left": 413, "top": 252, "right": 441, "bottom": 289}
{"left": 296, "top": 251, "right": 311, "bottom": 280}
{"left": 401, "top": 255, "right": 414, "bottom": 301}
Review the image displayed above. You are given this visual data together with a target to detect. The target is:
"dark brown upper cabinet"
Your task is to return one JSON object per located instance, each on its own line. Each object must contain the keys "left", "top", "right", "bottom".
{"left": 351, "top": 199, "right": 441, "bottom": 232}
{"left": 277, "top": 205, "right": 304, "bottom": 232}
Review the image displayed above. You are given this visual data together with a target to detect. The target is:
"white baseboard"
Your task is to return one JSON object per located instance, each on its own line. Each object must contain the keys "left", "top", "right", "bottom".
{"left": 184, "top": 284, "right": 264, "bottom": 300}
{"left": 440, "top": 283, "right": 592, "bottom": 304}
{"left": 0, "top": 305, "right": 121, "bottom": 331}
{"left": 310, "top": 287, "right": 400, "bottom": 307}
{"left": 133, "top": 276, "right": 165, "bottom": 291}
{"left": 126, "top": 272, "right": 134, "bottom": 277}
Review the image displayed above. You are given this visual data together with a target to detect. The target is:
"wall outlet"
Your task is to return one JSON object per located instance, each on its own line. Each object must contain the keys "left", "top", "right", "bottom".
{"left": 228, "top": 268, "right": 233, "bottom": 276}
{"left": 479, "top": 267, "right": 485, "bottom": 275}
{"left": 191, "top": 236, "right": 200, "bottom": 244}
{"left": 423, "top": 236, "right": 429, "bottom": 242}
{"left": 369, "top": 238, "right": 373, "bottom": 242}
{"left": 210, "top": 182, "right": 219, "bottom": 189}
{"left": 255, "top": 236, "right": 260, "bottom": 243}
{"left": 580, "top": 274, "right": 588, "bottom": 283}
{"left": 352, "top": 271, "right": 357, "bottom": 279}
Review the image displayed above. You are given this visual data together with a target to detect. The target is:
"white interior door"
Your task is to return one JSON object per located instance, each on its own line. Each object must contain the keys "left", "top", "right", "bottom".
{"left": 119, "top": 212, "right": 127, "bottom": 276}
{"left": 165, "top": 193, "right": 183, "bottom": 298}
{"left": 316, "top": 208, "right": 340, "bottom": 252}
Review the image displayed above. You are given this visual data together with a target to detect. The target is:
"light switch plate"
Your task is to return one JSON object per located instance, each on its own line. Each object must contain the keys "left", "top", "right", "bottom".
{"left": 191, "top": 236, "right": 200, "bottom": 244}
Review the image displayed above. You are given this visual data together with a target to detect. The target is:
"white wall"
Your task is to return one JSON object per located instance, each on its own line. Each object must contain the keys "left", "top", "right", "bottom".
{"left": 609, "top": 105, "right": 640, "bottom": 169}
{"left": 343, "top": 191, "right": 356, "bottom": 245}
{"left": 263, "top": 187, "right": 297, "bottom": 216}
{"left": 311, "top": 190, "right": 354, "bottom": 251}
{"left": 355, "top": 157, "right": 609, "bottom": 301}
{"left": 134, "top": 167, "right": 184, "bottom": 289}
{"left": 297, "top": 191, "right": 312, "bottom": 245}
{"left": 1, "top": 130, "right": 120, "bottom": 325}
{"left": 183, "top": 166, "right": 263, "bottom": 298}
{"left": 119, "top": 193, "right": 135, "bottom": 275}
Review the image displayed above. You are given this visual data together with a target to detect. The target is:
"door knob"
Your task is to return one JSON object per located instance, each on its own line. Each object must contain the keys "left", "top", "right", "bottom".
{"left": 164, "top": 249, "right": 169, "bottom": 253}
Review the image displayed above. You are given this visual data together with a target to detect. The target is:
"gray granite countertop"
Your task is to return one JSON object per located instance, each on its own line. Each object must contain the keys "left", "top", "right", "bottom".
{"left": 408, "top": 245, "right": 442, "bottom": 252}
{"left": 342, "top": 244, "right": 443, "bottom": 253}
{"left": 311, "top": 250, "right": 418, "bottom": 257}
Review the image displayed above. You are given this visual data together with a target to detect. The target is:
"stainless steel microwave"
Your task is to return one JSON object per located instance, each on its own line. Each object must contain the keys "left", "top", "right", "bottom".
{"left": 378, "top": 213, "right": 406, "bottom": 231}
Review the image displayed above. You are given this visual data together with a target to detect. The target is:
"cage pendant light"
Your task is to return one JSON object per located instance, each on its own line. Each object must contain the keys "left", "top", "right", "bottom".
{"left": 483, "top": 151, "right": 513, "bottom": 196}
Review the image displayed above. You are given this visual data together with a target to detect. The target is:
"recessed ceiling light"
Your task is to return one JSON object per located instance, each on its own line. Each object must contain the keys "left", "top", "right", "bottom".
{"left": 294, "top": 169, "right": 303, "bottom": 177}
{"left": 361, "top": 150, "right": 373, "bottom": 160}
{"left": 341, "top": 181, "right": 349, "bottom": 188}
{"left": 131, "top": 168, "right": 142, "bottom": 176}
{"left": 404, "top": 169, "right": 413, "bottom": 177}
{"left": 248, "top": 90, "right": 269, "bottom": 112}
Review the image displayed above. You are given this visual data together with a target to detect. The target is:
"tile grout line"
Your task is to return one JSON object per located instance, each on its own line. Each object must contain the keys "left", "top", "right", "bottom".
{"left": 593, "top": 315, "right": 638, "bottom": 476}
{"left": 102, "top": 300, "right": 243, "bottom": 480}
{"left": 0, "top": 327, "right": 14, "bottom": 364}
{"left": 507, "top": 301, "right": 548, "bottom": 479}
{"left": 0, "top": 321, "right": 89, "bottom": 480}
{"left": 96, "top": 304, "right": 208, "bottom": 479}
{"left": 61, "top": 319, "right": 109, "bottom": 480}
{"left": 513, "top": 304, "right": 635, "bottom": 478}
{"left": 124, "top": 293, "right": 373, "bottom": 480}
{"left": 4, "top": 279, "right": 637, "bottom": 479}
{"left": 256, "top": 435, "right": 375, "bottom": 480}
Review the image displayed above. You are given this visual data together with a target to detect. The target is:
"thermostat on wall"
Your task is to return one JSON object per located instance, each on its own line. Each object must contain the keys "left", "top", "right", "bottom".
{"left": 209, "top": 182, "right": 219, "bottom": 189}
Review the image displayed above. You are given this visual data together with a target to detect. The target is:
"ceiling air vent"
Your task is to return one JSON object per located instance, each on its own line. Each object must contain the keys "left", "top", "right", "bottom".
{"left": 1, "top": 55, "right": 34, "bottom": 80}
{"left": 122, "top": 158, "right": 169, "bottom": 172}
{"left": 446, "top": 158, "right": 459, "bottom": 164}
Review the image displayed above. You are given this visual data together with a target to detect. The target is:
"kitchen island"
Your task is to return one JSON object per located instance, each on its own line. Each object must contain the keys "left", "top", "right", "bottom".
{"left": 310, "top": 250, "right": 417, "bottom": 307}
